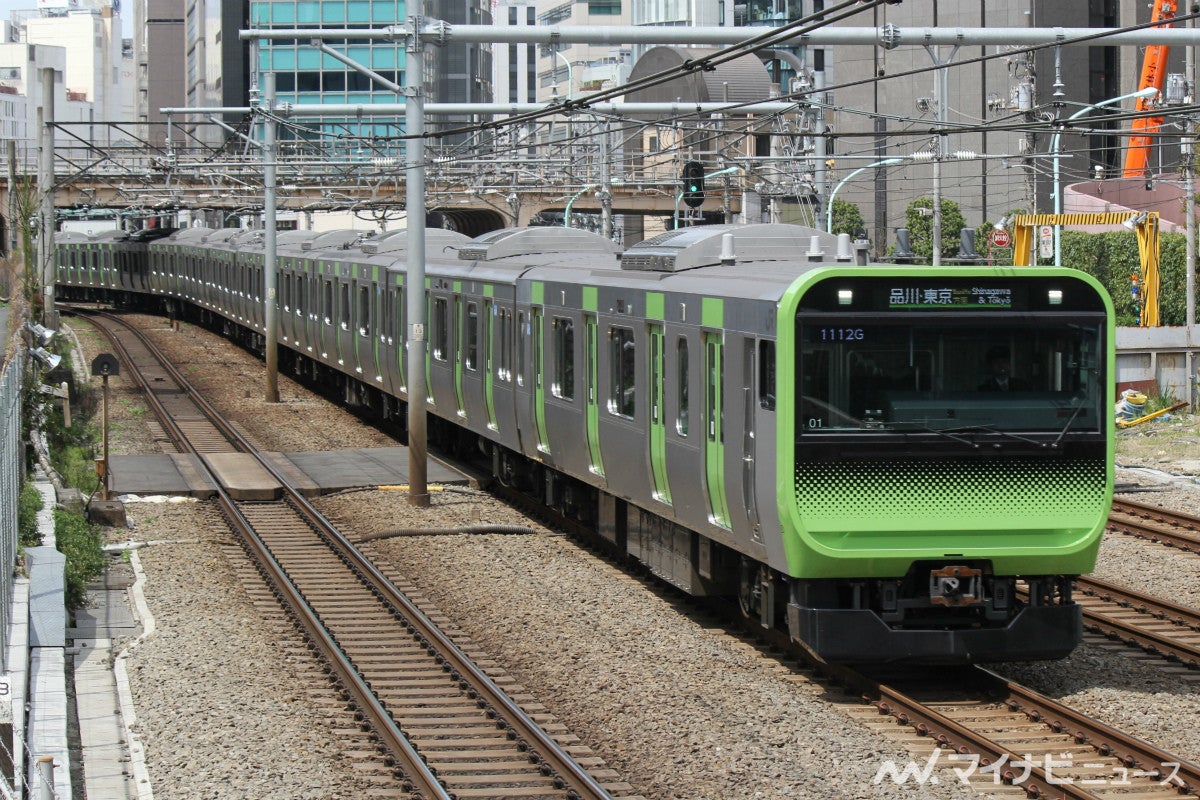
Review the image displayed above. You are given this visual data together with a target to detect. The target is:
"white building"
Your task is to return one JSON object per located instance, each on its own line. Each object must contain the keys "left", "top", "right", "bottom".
{"left": 0, "top": 41, "right": 94, "bottom": 168}
{"left": 26, "top": 6, "right": 123, "bottom": 137}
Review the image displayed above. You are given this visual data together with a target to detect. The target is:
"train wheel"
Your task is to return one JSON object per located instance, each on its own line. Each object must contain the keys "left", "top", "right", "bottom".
{"left": 737, "top": 557, "right": 763, "bottom": 620}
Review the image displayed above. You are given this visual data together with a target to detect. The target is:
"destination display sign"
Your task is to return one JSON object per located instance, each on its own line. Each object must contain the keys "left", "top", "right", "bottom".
{"left": 887, "top": 286, "right": 1013, "bottom": 309}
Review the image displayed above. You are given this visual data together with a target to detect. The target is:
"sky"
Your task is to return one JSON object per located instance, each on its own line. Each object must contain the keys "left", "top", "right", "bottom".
{"left": 0, "top": 1, "right": 133, "bottom": 38}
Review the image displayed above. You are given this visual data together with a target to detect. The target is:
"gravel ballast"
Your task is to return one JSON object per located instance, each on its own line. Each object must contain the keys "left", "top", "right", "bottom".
{"left": 67, "top": 314, "right": 1200, "bottom": 799}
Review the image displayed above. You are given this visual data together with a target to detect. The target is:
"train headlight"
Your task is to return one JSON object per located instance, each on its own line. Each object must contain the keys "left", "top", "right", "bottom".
{"left": 1048, "top": 290, "right": 1063, "bottom": 305}
{"left": 837, "top": 289, "right": 853, "bottom": 305}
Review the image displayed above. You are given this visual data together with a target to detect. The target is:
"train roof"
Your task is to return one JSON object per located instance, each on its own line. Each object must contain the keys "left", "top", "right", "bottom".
{"left": 456, "top": 227, "right": 621, "bottom": 263}
{"left": 620, "top": 224, "right": 855, "bottom": 272}
{"left": 406, "top": 227, "right": 622, "bottom": 286}
{"left": 297, "top": 230, "right": 366, "bottom": 251}
{"left": 477, "top": 224, "right": 866, "bottom": 303}
{"left": 55, "top": 232, "right": 93, "bottom": 244}
{"left": 164, "top": 227, "right": 217, "bottom": 244}
{"left": 88, "top": 229, "right": 131, "bottom": 243}
{"left": 361, "top": 228, "right": 472, "bottom": 255}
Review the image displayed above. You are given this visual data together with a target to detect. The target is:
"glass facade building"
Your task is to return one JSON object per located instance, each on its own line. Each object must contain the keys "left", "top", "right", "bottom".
{"left": 247, "top": 0, "right": 490, "bottom": 147}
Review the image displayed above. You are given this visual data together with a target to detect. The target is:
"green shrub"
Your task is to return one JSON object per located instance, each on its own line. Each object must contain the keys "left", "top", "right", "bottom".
{"left": 54, "top": 509, "right": 103, "bottom": 609}
{"left": 1060, "top": 229, "right": 1196, "bottom": 327}
{"left": 18, "top": 483, "right": 42, "bottom": 548}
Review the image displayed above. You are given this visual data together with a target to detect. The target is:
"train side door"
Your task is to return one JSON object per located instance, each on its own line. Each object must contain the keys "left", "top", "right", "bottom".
{"left": 394, "top": 277, "right": 406, "bottom": 394}
{"left": 454, "top": 292, "right": 467, "bottom": 417}
{"left": 532, "top": 305, "right": 549, "bottom": 453}
{"left": 704, "top": 331, "right": 731, "bottom": 529}
{"left": 584, "top": 313, "right": 604, "bottom": 476}
{"left": 649, "top": 323, "right": 671, "bottom": 504}
{"left": 483, "top": 297, "right": 497, "bottom": 430}
{"left": 741, "top": 338, "right": 761, "bottom": 536}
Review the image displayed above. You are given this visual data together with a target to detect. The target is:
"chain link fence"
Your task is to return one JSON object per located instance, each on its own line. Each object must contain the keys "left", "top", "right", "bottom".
{"left": 0, "top": 348, "right": 23, "bottom": 668}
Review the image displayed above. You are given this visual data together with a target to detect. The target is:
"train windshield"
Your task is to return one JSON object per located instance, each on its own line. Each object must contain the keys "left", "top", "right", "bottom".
{"left": 798, "top": 318, "right": 1106, "bottom": 435}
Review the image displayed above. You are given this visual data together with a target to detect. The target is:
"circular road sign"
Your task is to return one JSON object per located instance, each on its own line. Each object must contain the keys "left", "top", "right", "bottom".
{"left": 990, "top": 228, "right": 1011, "bottom": 248}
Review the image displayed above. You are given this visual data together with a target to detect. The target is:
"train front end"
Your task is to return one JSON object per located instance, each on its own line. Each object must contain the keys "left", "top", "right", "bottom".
{"left": 776, "top": 266, "right": 1114, "bottom": 664}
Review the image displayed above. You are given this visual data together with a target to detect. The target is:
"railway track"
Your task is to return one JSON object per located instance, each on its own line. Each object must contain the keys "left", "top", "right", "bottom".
{"left": 1074, "top": 576, "right": 1200, "bottom": 669}
{"left": 1110, "top": 498, "right": 1200, "bottom": 552}
{"left": 844, "top": 663, "right": 1200, "bottom": 798}
{"left": 78, "top": 309, "right": 638, "bottom": 800}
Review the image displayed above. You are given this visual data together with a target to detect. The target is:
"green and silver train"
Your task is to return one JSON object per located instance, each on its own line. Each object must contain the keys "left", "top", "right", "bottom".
{"left": 55, "top": 222, "right": 1114, "bottom": 663}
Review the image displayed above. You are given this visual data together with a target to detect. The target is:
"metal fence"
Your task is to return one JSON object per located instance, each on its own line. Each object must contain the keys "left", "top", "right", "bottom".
{"left": 0, "top": 348, "right": 23, "bottom": 668}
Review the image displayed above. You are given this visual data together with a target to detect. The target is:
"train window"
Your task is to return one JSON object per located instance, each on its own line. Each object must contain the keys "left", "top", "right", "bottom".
{"left": 464, "top": 302, "right": 479, "bottom": 371}
{"left": 609, "top": 326, "right": 635, "bottom": 418}
{"left": 358, "top": 284, "right": 370, "bottom": 337}
{"left": 432, "top": 297, "right": 449, "bottom": 362}
{"left": 759, "top": 340, "right": 776, "bottom": 410}
{"left": 798, "top": 319, "right": 1105, "bottom": 434}
{"left": 339, "top": 282, "right": 351, "bottom": 330}
{"left": 497, "top": 308, "right": 512, "bottom": 382}
{"left": 282, "top": 273, "right": 291, "bottom": 312}
{"left": 706, "top": 339, "right": 723, "bottom": 443}
{"left": 677, "top": 337, "right": 689, "bottom": 436}
{"left": 516, "top": 312, "right": 526, "bottom": 387}
{"left": 295, "top": 270, "right": 305, "bottom": 316}
{"left": 552, "top": 317, "right": 574, "bottom": 400}
{"left": 533, "top": 309, "right": 544, "bottom": 392}
{"left": 323, "top": 280, "right": 333, "bottom": 325}
{"left": 649, "top": 326, "right": 663, "bottom": 423}
{"left": 483, "top": 301, "right": 494, "bottom": 374}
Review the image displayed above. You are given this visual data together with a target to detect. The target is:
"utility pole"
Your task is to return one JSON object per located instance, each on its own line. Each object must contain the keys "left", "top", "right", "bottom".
{"left": 405, "top": 20, "right": 430, "bottom": 507}
{"left": 600, "top": 121, "right": 613, "bottom": 239}
{"left": 812, "top": 71, "right": 827, "bottom": 229}
{"left": 262, "top": 72, "right": 280, "bottom": 403}
{"left": 38, "top": 67, "right": 56, "bottom": 326}
{"left": 1187, "top": 9, "right": 1197, "bottom": 410}
{"left": 926, "top": 44, "right": 958, "bottom": 267}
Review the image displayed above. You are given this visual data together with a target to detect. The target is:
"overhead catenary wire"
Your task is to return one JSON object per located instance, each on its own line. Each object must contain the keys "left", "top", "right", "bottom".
{"left": 78, "top": 10, "right": 1200, "bottom": 217}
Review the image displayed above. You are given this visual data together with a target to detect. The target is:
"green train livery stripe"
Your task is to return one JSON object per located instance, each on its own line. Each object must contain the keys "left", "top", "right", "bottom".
{"left": 645, "top": 292, "right": 665, "bottom": 321}
{"left": 702, "top": 297, "right": 723, "bottom": 328}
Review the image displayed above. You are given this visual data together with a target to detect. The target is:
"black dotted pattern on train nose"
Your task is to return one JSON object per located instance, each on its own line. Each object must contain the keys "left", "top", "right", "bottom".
{"left": 794, "top": 459, "right": 1108, "bottom": 522}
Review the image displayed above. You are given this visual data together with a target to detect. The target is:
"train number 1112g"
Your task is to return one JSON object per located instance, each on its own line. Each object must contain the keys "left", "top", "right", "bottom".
{"left": 817, "top": 327, "right": 865, "bottom": 341}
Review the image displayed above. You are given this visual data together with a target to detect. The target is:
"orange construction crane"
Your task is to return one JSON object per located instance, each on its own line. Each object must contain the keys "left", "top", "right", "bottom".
{"left": 1122, "top": 0, "right": 1176, "bottom": 178}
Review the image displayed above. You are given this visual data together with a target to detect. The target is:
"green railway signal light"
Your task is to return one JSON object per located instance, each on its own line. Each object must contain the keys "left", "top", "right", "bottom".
{"left": 682, "top": 161, "right": 705, "bottom": 208}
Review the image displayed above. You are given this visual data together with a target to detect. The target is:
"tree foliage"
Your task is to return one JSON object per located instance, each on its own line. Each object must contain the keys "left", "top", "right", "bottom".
{"left": 828, "top": 198, "right": 865, "bottom": 238}
{"left": 904, "top": 197, "right": 966, "bottom": 260}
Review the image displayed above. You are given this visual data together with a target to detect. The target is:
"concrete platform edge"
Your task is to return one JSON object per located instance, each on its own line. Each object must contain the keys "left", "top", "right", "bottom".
{"left": 112, "top": 547, "right": 154, "bottom": 800}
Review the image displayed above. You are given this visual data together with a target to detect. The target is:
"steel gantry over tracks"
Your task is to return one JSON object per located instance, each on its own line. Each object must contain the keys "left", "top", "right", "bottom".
{"left": 1010, "top": 212, "right": 1162, "bottom": 327}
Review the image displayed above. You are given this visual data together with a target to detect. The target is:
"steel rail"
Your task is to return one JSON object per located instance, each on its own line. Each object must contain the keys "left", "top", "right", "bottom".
{"left": 78, "top": 310, "right": 452, "bottom": 799}
{"left": 1110, "top": 499, "right": 1200, "bottom": 552}
{"left": 80, "top": 308, "right": 614, "bottom": 800}
{"left": 1074, "top": 576, "right": 1200, "bottom": 669}
{"left": 164, "top": 352, "right": 615, "bottom": 800}
{"left": 836, "top": 661, "right": 1200, "bottom": 799}
{"left": 840, "top": 665, "right": 1136, "bottom": 800}
{"left": 994, "top": 673, "right": 1200, "bottom": 796}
